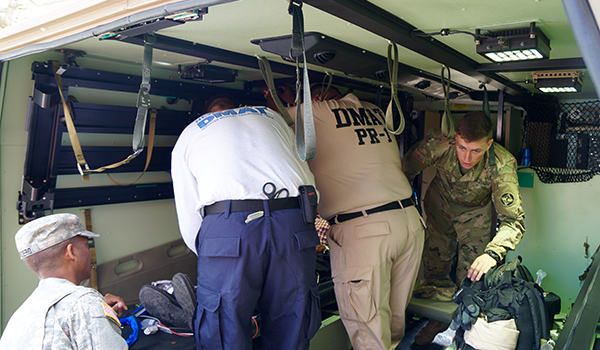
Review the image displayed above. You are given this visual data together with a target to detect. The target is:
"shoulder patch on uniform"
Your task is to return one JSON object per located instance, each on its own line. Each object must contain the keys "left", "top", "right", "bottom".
{"left": 102, "top": 303, "right": 121, "bottom": 326}
{"left": 500, "top": 193, "right": 515, "bottom": 206}
{"left": 413, "top": 149, "right": 426, "bottom": 163}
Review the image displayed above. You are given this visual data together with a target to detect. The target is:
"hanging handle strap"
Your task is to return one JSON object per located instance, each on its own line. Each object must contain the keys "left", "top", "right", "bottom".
{"left": 50, "top": 33, "right": 157, "bottom": 180}
{"left": 52, "top": 60, "right": 92, "bottom": 180}
{"left": 288, "top": 0, "right": 316, "bottom": 161}
{"left": 482, "top": 84, "right": 491, "bottom": 119}
{"left": 480, "top": 84, "right": 497, "bottom": 176}
{"left": 132, "top": 33, "right": 156, "bottom": 151}
{"left": 84, "top": 209, "right": 98, "bottom": 290}
{"left": 257, "top": 56, "right": 294, "bottom": 126}
{"left": 385, "top": 42, "right": 405, "bottom": 135}
{"left": 107, "top": 109, "right": 157, "bottom": 186}
{"left": 441, "top": 65, "right": 455, "bottom": 138}
{"left": 319, "top": 73, "right": 333, "bottom": 101}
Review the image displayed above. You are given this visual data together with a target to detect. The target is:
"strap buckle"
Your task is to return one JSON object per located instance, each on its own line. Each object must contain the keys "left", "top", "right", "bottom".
{"left": 137, "top": 86, "right": 150, "bottom": 108}
{"left": 77, "top": 162, "right": 91, "bottom": 176}
{"left": 124, "top": 149, "right": 143, "bottom": 164}
{"left": 144, "top": 33, "right": 157, "bottom": 46}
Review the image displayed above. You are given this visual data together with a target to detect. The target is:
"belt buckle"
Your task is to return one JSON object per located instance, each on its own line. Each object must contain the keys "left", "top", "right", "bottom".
{"left": 200, "top": 206, "right": 206, "bottom": 218}
{"left": 334, "top": 215, "right": 341, "bottom": 224}
{"left": 328, "top": 215, "right": 340, "bottom": 225}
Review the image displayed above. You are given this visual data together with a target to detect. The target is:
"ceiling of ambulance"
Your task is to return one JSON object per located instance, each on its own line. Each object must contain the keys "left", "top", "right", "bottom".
{"left": 5, "top": 0, "right": 599, "bottom": 104}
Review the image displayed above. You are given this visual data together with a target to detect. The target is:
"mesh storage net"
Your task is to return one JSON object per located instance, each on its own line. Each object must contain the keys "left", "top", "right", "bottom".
{"left": 525, "top": 99, "right": 600, "bottom": 184}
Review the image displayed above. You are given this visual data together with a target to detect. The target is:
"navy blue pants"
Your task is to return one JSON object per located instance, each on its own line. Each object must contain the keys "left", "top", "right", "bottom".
{"left": 193, "top": 200, "right": 322, "bottom": 350}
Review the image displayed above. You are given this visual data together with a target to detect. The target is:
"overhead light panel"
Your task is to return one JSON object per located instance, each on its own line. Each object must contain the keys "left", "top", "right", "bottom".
{"left": 476, "top": 22, "right": 550, "bottom": 62}
{"left": 532, "top": 71, "right": 583, "bottom": 93}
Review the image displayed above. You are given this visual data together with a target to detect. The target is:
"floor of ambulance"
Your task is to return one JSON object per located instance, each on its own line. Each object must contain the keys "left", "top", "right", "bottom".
{"left": 396, "top": 317, "right": 456, "bottom": 350}
{"left": 125, "top": 315, "right": 456, "bottom": 349}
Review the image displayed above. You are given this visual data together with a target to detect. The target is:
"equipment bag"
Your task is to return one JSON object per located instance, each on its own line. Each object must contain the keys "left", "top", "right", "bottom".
{"left": 451, "top": 256, "right": 551, "bottom": 350}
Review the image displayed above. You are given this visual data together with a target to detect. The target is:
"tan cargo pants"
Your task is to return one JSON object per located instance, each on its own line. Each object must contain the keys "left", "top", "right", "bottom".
{"left": 328, "top": 202, "right": 425, "bottom": 350}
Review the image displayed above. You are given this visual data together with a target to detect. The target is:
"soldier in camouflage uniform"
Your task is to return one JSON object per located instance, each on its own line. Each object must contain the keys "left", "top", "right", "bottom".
{"left": 0, "top": 213, "right": 128, "bottom": 350}
{"left": 401, "top": 111, "right": 525, "bottom": 345}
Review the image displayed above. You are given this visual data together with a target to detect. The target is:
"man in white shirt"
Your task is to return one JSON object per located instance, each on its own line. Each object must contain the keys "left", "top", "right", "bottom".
{"left": 171, "top": 95, "right": 321, "bottom": 350}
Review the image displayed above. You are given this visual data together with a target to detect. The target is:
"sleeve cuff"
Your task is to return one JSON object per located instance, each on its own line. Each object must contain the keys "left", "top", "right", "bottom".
{"left": 485, "top": 250, "right": 502, "bottom": 264}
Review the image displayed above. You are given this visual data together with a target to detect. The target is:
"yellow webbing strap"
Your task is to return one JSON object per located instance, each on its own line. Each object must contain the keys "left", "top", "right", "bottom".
{"left": 441, "top": 65, "right": 455, "bottom": 139}
{"left": 51, "top": 63, "right": 156, "bottom": 181}
{"left": 84, "top": 209, "right": 98, "bottom": 290}
{"left": 52, "top": 61, "right": 92, "bottom": 180}
{"left": 107, "top": 110, "right": 157, "bottom": 186}
{"left": 385, "top": 42, "right": 405, "bottom": 135}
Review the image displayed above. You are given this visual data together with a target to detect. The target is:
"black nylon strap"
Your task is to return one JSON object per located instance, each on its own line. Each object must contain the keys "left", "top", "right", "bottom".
{"left": 482, "top": 84, "right": 491, "bottom": 119}
{"left": 203, "top": 197, "right": 300, "bottom": 217}
{"left": 288, "top": 0, "right": 304, "bottom": 58}
{"left": 328, "top": 197, "right": 415, "bottom": 226}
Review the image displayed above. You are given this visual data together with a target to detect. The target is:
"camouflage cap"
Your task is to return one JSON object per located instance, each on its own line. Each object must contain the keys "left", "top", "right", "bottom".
{"left": 15, "top": 213, "right": 99, "bottom": 259}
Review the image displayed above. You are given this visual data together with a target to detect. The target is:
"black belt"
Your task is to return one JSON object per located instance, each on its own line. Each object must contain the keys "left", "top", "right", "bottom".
{"left": 202, "top": 197, "right": 300, "bottom": 217}
{"left": 327, "top": 197, "right": 415, "bottom": 226}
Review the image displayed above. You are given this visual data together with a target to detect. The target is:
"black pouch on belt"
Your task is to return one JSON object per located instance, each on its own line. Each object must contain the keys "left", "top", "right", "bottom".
{"left": 299, "top": 185, "right": 318, "bottom": 224}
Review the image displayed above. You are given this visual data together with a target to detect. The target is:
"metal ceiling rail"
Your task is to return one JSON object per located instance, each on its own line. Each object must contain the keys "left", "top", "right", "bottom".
{"left": 303, "top": 0, "right": 532, "bottom": 96}
{"left": 117, "top": 34, "right": 470, "bottom": 96}
{"left": 118, "top": 34, "right": 297, "bottom": 75}
{"left": 117, "top": 34, "right": 385, "bottom": 94}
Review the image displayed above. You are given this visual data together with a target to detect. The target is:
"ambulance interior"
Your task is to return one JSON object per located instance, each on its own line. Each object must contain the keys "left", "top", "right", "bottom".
{"left": 0, "top": 0, "right": 599, "bottom": 349}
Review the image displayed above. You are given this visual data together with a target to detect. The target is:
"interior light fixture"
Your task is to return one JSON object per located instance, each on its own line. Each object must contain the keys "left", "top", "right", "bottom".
{"left": 476, "top": 22, "right": 550, "bottom": 63}
{"left": 178, "top": 63, "right": 238, "bottom": 83}
{"left": 532, "top": 71, "right": 583, "bottom": 93}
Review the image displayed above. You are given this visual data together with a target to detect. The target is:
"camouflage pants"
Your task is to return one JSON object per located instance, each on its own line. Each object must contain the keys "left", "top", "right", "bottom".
{"left": 422, "top": 185, "right": 492, "bottom": 287}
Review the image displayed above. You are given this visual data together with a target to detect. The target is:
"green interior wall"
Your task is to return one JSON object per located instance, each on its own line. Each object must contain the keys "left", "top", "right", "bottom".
{"left": 0, "top": 53, "right": 183, "bottom": 330}
{"left": 508, "top": 169, "right": 600, "bottom": 314}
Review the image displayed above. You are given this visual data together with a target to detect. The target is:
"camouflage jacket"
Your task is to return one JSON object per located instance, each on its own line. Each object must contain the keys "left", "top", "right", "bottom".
{"left": 402, "top": 129, "right": 525, "bottom": 258}
{"left": 0, "top": 278, "right": 127, "bottom": 350}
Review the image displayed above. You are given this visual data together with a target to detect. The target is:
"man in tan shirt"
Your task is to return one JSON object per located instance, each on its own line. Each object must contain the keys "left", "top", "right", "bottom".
{"left": 268, "top": 85, "right": 425, "bottom": 350}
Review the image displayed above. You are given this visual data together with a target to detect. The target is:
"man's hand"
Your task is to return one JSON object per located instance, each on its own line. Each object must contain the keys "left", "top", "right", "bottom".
{"left": 467, "top": 253, "right": 497, "bottom": 282}
{"left": 104, "top": 293, "right": 128, "bottom": 316}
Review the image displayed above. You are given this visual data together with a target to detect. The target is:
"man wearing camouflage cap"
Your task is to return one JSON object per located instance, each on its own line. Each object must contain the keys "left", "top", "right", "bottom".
{"left": 402, "top": 111, "right": 525, "bottom": 345}
{"left": 0, "top": 213, "right": 129, "bottom": 349}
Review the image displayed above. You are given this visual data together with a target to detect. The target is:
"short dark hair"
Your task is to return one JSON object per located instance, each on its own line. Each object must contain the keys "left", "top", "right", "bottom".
{"left": 22, "top": 237, "right": 77, "bottom": 275}
{"left": 204, "top": 94, "right": 238, "bottom": 114}
{"left": 455, "top": 111, "right": 493, "bottom": 142}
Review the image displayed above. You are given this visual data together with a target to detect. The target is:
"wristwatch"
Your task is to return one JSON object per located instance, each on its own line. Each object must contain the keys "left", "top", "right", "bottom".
{"left": 485, "top": 250, "right": 502, "bottom": 265}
